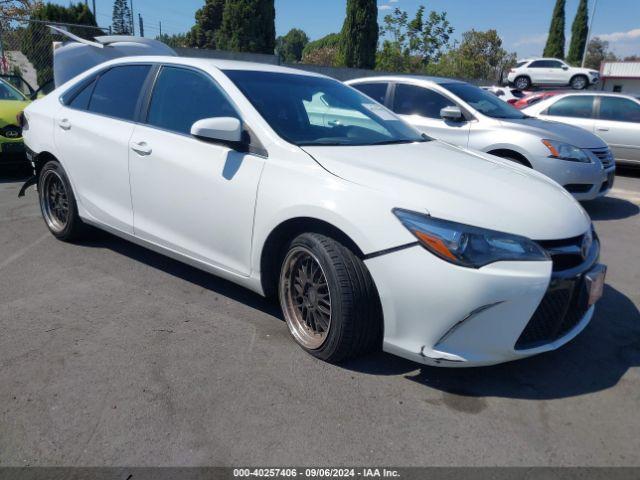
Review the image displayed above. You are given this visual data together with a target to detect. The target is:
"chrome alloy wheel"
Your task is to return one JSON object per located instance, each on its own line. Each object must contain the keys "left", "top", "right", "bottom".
{"left": 280, "top": 246, "right": 332, "bottom": 350}
{"left": 572, "top": 76, "right": 587, "bottom": 89}
{"left": 40, "top": 169, "right": 69, "bottom": 233}
{"left": 515, "top": 77, "right": 529, "bottom": 90}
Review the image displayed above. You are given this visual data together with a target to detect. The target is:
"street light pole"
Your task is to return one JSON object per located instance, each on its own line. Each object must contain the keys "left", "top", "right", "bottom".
{"left": 581, "top": 0, "right": 599, "bottom": 68}
{"left": 130, "top": 0, "right": 135, "bottom": 36}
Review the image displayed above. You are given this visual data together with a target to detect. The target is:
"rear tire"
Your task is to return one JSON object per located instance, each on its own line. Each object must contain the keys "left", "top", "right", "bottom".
{"left": 514, "top": 76, "right": 531, "bottom": 91}
{"left": 278, "top": 233, "right": 382, "bottom": 363}
{"left": 570, "top": 75, "right": 588, "bottom": 90}
{"left": 38, "top": 160, "right": 86, "bottom": 241}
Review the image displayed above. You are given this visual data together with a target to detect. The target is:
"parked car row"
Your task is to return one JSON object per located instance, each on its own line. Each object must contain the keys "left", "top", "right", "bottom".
{"left": 523, "top": 92, "right": 640, "bottom": 167}
{"left": 347, "top": 76, "right": 615, "bottom": 200}
{"left": 21, "top": 49, "right": 609, "bottom": 368}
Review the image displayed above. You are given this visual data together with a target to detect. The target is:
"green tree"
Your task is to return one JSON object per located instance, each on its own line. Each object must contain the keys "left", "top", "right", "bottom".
{"left": 566, "top": 0, "right": 589, "bottom": 65}
{"left": 276, "top": 28, "right": 309, "bottom": 63}
{"left": 301, "top": 33, "right": 341, "bottom": 66}
{"left": 187, "top": 0, "right": 224, "bottom": 49}
{"left": 339, "top": 0, "right": 378, "bottom": 68}
{"left": 583, "top": 37, "right": 618, "bottom": 70}
{"left": 376, "top": 6, "right": 453, "bottom": 72}
{"left": 215, "top": 0, "right": 276, "bottom": 54}
{"left": 157, "top": 33, "right": 190, "bottom": 49}
{"left": 22, "top": 2, "right": 101, "bottom": 86}
{"left": 112, "top": 0, "right": 132, "bottom": 35}
{"left": 429, "top": 29, "right": 516, "bottom": 82}
{"left": 543, "top": 0, "right": 566, "bottom": 59}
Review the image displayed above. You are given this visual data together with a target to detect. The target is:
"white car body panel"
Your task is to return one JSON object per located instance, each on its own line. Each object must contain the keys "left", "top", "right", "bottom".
{"left": 22, "top": 56, "right": 602, "bottom": 367}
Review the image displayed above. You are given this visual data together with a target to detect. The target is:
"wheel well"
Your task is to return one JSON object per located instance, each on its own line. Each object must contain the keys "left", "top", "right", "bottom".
{"left": 487, "top": 149, "right": 532, "bottom": 168}
{"left": 33, "top": 151, "right": 58, "bottom": 176}
{"left": 260, "top": 217, "right": 364, "bottom": 297}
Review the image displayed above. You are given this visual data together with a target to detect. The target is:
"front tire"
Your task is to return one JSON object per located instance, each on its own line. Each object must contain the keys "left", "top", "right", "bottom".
{"left": 570, "top": 75, "right": 588, "bottom": 90}
{"left": 278, "top": 233, "right": 382, "bottom": 363}
{"left": 38, "top": 160, "right": 86, "bottom": 241}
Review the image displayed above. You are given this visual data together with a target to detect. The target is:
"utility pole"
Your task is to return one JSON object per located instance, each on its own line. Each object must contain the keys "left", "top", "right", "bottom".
{"left": 582, "top": 0, "right": 599, "bottom": 67}
{"left": 159, "top": 21, "right": 162, "bottom": 37}
{"left": 138, "top": 13, "right": 144, "bottom": 38}
{"left": 130, "top": 0, "right": 135, "bottom": 36}
{"left": 92, "top": 0, "right": 96, "bottom": 18}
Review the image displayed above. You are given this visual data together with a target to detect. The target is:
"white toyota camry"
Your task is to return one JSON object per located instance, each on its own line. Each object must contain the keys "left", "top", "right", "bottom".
{"left": 21, "top": 56, "right": 606, "bottom": 367}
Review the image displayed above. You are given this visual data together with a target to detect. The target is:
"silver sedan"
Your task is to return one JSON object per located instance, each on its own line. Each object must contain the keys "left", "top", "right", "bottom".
{"left": 523, "top": 92, "right": 640, "bottom": 167}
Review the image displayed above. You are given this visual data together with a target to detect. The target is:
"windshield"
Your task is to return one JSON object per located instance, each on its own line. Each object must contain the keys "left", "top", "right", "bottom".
{"left": 0, "top": 79, "right": 26, "bottom": 101}
{"left": 442, "top": 83, "right": 526, "bottom": 119}
{"left": 224, "top": 70, "right": 426, "bottom": 146}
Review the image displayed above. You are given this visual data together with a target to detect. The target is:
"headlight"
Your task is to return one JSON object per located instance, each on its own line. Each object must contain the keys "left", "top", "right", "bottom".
{"left": 393, "top": 209, "right": 549, "bottom": 268}
{"left": 542, "top": 139, "right": 592, "bottom": 163}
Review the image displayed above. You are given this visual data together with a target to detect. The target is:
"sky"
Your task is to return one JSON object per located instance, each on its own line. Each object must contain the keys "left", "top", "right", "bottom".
{"left": 58, "top": 0, "right": 640, "bottom": 58}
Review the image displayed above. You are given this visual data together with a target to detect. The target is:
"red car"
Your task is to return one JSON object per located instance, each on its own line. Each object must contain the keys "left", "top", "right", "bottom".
{"left": 513, "top": 90, "right": 564, "bottom": 109}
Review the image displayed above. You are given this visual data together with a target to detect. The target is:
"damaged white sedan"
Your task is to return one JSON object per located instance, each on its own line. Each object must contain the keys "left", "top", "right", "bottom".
{"left": 21, "top": 54, "right": 606, "bottom": 366}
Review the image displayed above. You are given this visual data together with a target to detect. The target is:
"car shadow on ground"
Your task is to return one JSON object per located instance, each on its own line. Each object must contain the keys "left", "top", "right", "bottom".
{"left": 345, "top": 284, "right": 640, "bottom": 400}
{"left": 79, "top": 230, "right": 283, "bottom": 319}
{"left": 85, "top": 231, "right": 639, "bottom": 401}
{"left": 583, "top": 196, "right": 639, "bottom": 221}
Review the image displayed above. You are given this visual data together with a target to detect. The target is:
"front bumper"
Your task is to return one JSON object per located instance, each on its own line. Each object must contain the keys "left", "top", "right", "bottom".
{"left": 365, "top": 237, "right": 602, "bottom": 367}
{"left": 529, "top": 153, "right": 615, "bottom": 201}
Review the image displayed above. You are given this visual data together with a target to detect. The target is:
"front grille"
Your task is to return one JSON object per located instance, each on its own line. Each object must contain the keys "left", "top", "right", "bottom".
{"left": 536, "top": 234, "right": 586, "bottom": 272}
{"left": 515, "top": 278, "right": 590, "bottom": 350}
{"left": 589, "top": 147, "right": 614, "bottom": 168}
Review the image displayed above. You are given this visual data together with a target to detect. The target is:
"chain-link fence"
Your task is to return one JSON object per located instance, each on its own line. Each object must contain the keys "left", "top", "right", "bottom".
{"left": 0, "top": 16, "right": 106, "bottom": 95}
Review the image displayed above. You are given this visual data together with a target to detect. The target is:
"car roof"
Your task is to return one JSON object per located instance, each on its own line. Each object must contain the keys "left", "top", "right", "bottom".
{"left": 100, "top": 55, "right": 330, "bottom": 78}
{"left": 548, "top": 91, "right": 639, "bottom": 100}
{"left": 519, "top": 57, "right": 565, "bottom": 62}
{"left": 347, "top": 75, "right": 466, "bottom": 85}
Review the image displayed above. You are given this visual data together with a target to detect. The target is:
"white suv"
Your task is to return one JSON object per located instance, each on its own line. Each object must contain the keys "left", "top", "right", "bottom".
{"left": 507, "top": 58, "right": 599, "bottom": 91}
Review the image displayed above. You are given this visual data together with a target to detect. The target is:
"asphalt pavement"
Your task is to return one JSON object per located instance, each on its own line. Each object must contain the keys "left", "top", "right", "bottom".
{"left": 0, "top": 168, "right": 639, "bottom": 467}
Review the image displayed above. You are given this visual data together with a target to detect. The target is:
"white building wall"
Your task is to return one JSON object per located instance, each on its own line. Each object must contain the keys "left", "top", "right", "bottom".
{"left": 601, "top": 78, "right": 640, "bottom": 95}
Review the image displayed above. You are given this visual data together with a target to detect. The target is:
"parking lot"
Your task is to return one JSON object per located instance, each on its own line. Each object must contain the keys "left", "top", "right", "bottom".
{"left": 0, "top": 169, "right": 639, "bottom": 467}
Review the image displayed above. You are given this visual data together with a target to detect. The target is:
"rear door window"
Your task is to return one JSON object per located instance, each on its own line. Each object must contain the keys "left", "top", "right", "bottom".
{"left": 69, "top": 79, "right": 96, "bottom": 110}
{"left": 546, "top": 96, "right": 595, "bottom": 118}
{"left": 88, "top": 65, "right": 152, "bottom": 121}
{"left": 392, "top": 83, "right": 455, "bottom": 119}
{"left": 351, "top": 82, "right": 389, "bottom": 105}
{"left": 599, "top": 97, "right": 640, "bottom": 123}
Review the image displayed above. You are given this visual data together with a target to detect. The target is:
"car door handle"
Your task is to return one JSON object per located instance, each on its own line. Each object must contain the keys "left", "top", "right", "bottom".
{"left": 57, "top": 118, "right": 71, "bottom": 130}
{"left": 597, "top": 128, "right": 609, "bottom": 132}
{"left": 131, "top": 141, "right": 152, "bottom": 156}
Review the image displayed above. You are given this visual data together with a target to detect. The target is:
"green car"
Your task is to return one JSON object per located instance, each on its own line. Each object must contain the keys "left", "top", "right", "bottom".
{"left": 0, "top": 78, "right": 30, "bottom": 167}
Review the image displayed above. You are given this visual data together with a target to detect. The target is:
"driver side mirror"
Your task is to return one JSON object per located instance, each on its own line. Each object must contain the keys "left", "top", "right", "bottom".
{"left": 191, "top": 117, "right": 243, "bottom": 145}
{"left": 562, "top": 66, "right": 569, "bottom": 70}
{"left": 440, "top": 106, "right": 464, "bottom": 122}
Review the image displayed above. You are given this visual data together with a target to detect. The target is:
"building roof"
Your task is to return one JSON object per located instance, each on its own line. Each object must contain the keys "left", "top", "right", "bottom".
{"left": 601, "top": 62, "right": 640, "bottom": 79}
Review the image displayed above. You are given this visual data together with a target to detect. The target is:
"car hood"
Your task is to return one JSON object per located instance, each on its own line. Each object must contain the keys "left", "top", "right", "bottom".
{"left": 303, "top": 140, "right": 590, "bottom": 240}
{"left": 0, "top": 100, "right": 30, "bottom": 125}
{"left": 498, "top": 116, "right": 606, "bottom": 149}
